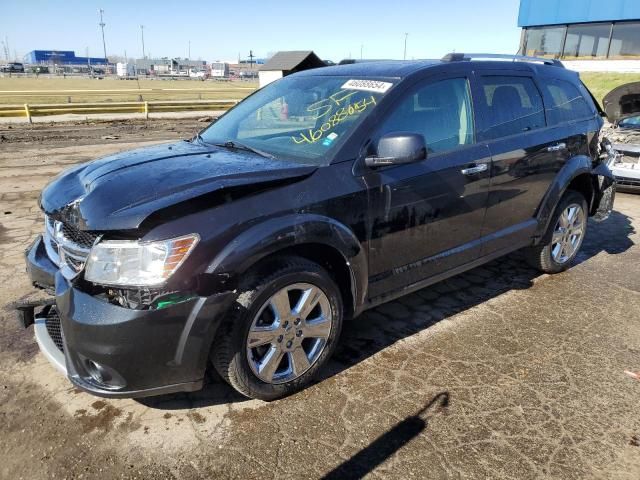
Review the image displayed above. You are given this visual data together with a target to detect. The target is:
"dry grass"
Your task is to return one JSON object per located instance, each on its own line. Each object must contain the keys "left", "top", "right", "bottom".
{"left": 0, "top": 72, "right": 637, "bottom": 109}
{"left": 0, "top": 76, "right": 258, "bottom": 104}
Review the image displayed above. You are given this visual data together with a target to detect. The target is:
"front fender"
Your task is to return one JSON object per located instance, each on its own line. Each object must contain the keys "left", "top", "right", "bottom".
{"left": 204, "top": 214, "right": 368, "bottom": 312}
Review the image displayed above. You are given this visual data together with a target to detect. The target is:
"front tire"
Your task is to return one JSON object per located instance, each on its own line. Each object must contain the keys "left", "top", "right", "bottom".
{"left": 525, "top": 190, "right": 588, "bottom": 273}
{"left": 211, "top": 256, "right": 343, "bottom": 401}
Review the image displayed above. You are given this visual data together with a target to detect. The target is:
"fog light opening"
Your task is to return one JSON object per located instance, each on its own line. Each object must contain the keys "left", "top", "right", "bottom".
{"left": 85, "top": 359, "right": 112, "bottom": 384}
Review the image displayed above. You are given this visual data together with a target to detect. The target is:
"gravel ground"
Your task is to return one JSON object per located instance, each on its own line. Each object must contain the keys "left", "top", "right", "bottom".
{"left": 0, "top": 121, "right": 639, "bottom": 479}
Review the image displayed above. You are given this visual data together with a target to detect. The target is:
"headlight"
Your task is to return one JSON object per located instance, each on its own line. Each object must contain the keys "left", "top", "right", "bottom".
{"left": 84, "top": 234, "right": 199, "bottom": 287}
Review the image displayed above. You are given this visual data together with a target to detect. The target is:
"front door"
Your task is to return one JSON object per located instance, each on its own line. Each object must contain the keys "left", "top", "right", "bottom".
{"left": 363, "top": 75, "right": 491, "bottom": 299}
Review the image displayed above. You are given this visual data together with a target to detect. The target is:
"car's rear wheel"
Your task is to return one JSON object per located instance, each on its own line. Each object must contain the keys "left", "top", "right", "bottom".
{"left": 211, "top": 256, "right": 343, "bottom": 401}
{"left": 525, "top": 190, "right": 588, "bottom": 273}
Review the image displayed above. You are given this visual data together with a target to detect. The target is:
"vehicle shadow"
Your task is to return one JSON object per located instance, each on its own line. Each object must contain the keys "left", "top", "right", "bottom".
{"left": 139, "top": 209, "right": 635, "bottom": 409}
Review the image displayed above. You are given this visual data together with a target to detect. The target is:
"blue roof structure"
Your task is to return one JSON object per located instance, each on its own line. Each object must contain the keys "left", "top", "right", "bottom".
{"left": 24, "top": 50, "right": 108, "bottom": 65}
{"left": 518, "top": 0, "right": 640, "bottom": 27}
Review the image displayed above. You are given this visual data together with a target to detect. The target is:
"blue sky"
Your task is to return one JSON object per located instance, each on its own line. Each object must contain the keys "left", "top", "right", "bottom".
{"left": 0, "top": 0, "right": 522, "bottom": 62}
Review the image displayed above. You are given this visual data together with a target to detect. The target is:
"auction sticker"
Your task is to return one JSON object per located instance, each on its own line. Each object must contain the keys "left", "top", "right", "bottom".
{"left": 342, "top": 79, "right": 393, "bottom": 93}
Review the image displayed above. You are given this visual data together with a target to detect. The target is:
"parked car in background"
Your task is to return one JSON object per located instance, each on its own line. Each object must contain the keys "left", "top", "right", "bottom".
{"left": 30, "top": 65, "right": 50, "bottom": 74}
{"left": 602, "top": 82, "right": 640, "bottom": 192}
{"left": 189, "top": 68, "right": 207, "bottom": 79}
{"left": 89, "top": 67, "right": 105, "bottom": 78}
{"left": 0, "top": 62, "right": 24, "bottom": 73}
{"left": 15, "top": 54, "right": 615, "bottom": 401}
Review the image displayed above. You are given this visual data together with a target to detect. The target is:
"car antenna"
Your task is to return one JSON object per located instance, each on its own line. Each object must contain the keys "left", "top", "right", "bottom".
{"left": 512, "top": 45, "right": 522, "bottom": 63}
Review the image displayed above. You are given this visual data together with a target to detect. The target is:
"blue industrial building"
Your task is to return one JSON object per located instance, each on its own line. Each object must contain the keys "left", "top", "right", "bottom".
{"left": 24, "top": 50, "right": 108, "bottom": 65}
{"left": 518, "top": 0, "right": 640, "bottom": 59}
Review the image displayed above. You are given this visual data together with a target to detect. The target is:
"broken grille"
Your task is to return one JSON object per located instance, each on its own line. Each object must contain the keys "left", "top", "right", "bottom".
{"left": 60, "top": 222, "right": 98, "bottom": 250}
{"left": 44, "top": 216, "right": 98, "bottom": 277}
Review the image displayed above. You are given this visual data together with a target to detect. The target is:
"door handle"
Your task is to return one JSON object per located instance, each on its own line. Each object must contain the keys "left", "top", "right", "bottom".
{"left": 546, "top": 142, "right": 566, "bottom": 152}
{"left": 461, "top": 163, "right": 488, "bottom": 175}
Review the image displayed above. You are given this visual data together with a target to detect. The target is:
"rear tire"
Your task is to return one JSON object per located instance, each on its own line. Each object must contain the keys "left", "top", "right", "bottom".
{"left": 525, "top": 190, "right": 588, "bottom": 273}
{"left": 211, "top": 256, "right": 343, "bottom": 401}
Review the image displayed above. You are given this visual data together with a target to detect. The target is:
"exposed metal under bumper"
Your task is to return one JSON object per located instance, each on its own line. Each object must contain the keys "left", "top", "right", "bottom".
{"left": 615, "top": 175, "right": 640, "bottom": 191}
{"left": 34, "top": 317, "right": 67, "bottom": 375}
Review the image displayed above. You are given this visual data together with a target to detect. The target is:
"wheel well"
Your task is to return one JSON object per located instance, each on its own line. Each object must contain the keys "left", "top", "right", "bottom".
{"left": 249, "top": 244, "right": 355, "bottom": 319}
{"left": 566, "top": 173, "right": 594, "bottom": 210}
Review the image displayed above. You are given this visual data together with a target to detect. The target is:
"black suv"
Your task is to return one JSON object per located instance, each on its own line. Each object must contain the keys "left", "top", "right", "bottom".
{"left": 16, "top": 54, "right": 615, "bottom": 400}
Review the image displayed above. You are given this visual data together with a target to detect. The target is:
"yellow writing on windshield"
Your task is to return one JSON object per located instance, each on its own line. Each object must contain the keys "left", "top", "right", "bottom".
{"left": 291, "top": 95, "right": 377, "bottom": 145}
{"left": 306, "top": 89, "right": 358, "bottom": 119}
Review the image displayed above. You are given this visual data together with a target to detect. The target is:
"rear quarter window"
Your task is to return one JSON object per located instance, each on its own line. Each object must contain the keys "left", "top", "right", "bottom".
{"left": 478, "top": 76, "right": 546, "bottom": 140}
{"left": 539, "top": 78, "right": 593, "bottom": 125}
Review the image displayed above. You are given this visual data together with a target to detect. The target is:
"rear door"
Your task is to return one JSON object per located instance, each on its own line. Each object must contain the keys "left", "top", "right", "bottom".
{"left": 474, "top": 71, "right": 566, "bottom": 254}
{"left": 363, "top": 74, "right": 491, "bottom": 298}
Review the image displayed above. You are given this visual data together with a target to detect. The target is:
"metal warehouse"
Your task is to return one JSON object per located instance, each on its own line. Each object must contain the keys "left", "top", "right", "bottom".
{"left": 24, "top": 50, "right": 108, "bottom": 65}
{"left": 518, "top": 0, "right": 640, "bottom": 60}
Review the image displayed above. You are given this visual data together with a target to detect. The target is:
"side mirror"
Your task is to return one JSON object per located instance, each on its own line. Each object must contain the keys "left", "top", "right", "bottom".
{"left": 365, "top": 132, "right": 427, "bottom": 168}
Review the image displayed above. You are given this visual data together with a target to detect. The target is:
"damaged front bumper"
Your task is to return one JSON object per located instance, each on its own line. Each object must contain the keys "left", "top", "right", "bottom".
{"left": 611, "top": 143, "right": 640, "bottom": 192}
{"left": 17, "top": 234, "right": 235, "bottom": 398}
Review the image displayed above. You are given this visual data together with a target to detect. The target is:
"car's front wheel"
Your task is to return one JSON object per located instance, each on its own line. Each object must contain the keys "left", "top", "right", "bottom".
{"left": 525, "top": 190, "right": 588, "bottom": 273}
{"left": 211, "top": 256, "right": 343, "bottom": 401}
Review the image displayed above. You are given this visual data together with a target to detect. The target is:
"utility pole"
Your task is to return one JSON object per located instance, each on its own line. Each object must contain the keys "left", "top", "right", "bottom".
{"left": 98, "top": 9, "right": 107, "bottom": 60}
{"left": 360, "top": 44, "right": 363, "bottom": 60}
{"left": 403, "top": 33, "right": 408, "bottom": 60}
{"left": 248, "top": 50, "right": 254, "bottom": 70}
{"left": 140, "top": 25, "right": 146, "bottom": 59}
{"left": 188, "top": 40, "right": 191, "bottom": 60}
{"left": 2, "top": 37, "right": 9, "bottom": 61}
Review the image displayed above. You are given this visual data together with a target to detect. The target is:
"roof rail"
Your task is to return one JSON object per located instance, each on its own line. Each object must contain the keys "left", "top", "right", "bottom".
{"left": 441, "top": 52, "right": 565, "bottom": 68}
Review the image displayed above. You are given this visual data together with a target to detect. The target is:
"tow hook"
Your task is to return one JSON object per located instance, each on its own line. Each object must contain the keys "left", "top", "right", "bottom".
{"left": 9, "top": 297, "right": 56, "bottom": 329}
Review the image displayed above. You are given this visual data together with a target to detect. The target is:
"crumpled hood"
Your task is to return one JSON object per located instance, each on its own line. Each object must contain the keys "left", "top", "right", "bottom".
{"left": 40, "top": 140, "right": 316, "bottom": 231}
{"left": 603, "top": 81, "right": 640, "bottom": 123}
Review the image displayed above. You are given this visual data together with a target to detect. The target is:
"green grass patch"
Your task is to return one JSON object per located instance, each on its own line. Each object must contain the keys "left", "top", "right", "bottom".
{"left": 580, "top": 72, "right": 640, "bottom": 107}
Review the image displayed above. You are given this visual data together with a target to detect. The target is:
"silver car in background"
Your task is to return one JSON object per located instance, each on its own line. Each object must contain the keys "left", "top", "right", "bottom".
{"left": 603, "top": 82, "right": 640, "bottom": 192}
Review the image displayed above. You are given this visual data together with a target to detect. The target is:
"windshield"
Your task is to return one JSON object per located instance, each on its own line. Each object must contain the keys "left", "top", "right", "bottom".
{"left": 200, "top": 75, "right": 395, "bottom": 165}
{"left": 619, "top": 115, "right": 640, "bottom": 128}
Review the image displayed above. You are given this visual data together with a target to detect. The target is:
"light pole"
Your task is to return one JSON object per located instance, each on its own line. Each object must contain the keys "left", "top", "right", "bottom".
{"left": 403, "top": 33, "right": 408, "bottom": 60}
{"left": 188, "top": 40, "right": 191, "bottom": 60}
{"left": 140, "top": 25, "right": 146, "bottom": 59}
{"left": 98, "top": 9, "right": 107, "bottom": 60}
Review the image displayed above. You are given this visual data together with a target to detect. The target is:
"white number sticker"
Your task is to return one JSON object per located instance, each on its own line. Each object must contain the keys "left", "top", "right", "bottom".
{"left": 341, "top": 79, "right": 393, "bottom": 94}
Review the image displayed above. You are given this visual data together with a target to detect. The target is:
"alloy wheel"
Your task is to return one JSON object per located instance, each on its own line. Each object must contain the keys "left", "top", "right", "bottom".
{"left": 246, "top": 283, "right": 333, "bottom": 384}
{"left": 551, "top": 203, "right": 585, "bottom": 264}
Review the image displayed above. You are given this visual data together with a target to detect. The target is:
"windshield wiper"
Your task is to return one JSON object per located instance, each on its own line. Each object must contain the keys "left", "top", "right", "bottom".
{"left": 214, "top": 140, "right": 275, "bottom": 160}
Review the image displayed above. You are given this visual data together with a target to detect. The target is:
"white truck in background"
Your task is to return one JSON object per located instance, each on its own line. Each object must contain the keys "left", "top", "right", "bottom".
{"left": 210, "top": 62, "right": 229, "bottom": 78}
{"left": 116, "top": 62, "right": 136, "bottom": 79}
